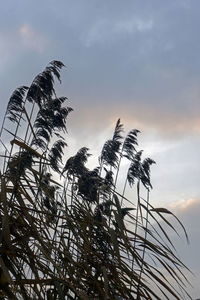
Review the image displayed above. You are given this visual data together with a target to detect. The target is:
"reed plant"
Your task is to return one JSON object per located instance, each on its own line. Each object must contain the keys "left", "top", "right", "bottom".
{"left": 0, "top": 61, "right": 192, "bottom": 299}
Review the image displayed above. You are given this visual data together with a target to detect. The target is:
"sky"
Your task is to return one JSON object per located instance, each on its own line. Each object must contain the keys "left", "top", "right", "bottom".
{"left": 0, "top": 0, "right": 200, "bottom": 297}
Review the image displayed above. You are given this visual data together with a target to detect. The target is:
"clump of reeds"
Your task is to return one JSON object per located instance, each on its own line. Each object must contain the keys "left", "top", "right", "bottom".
{"left": 0, "top": 61, "right": 192, "bottom": 300}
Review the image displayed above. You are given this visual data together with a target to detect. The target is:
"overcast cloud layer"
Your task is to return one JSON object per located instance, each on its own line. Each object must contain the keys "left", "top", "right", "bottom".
{"left": 0, "top": 0, "right": 199, "bottom": 297}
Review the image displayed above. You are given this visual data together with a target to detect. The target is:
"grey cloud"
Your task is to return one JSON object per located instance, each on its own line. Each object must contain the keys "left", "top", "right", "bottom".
{"left": 1, "top": 0, "right": 200, "bottom": 127}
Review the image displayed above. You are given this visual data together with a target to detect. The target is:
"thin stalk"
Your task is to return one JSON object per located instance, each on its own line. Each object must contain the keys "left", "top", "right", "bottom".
{"left": 67, "top": 175, "right": 75, "bottom": 250}
{"left": 23, "top": 105, "right": 37, "bottom": 142}
{"left": 121, "top": 176, "right": 128, "bottom": 206}
{"left": 0, "top": 109, "right": 8, "bottom": 138}
{"left": 4, "top": 98, "right": 28, "bottom": 174}
{"left": 113, "top": 150, "right": 123, "bottom": 190}
{"left": 130, "top": 179, "right": 141, "bottom": 291}
{"left": 136, "top": 188, "right": 150, "bottom": 298}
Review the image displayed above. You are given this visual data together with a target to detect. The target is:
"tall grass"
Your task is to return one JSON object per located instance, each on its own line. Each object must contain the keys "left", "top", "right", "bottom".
{"left": 0, "top": 61, "right": 192, "bottom": 299}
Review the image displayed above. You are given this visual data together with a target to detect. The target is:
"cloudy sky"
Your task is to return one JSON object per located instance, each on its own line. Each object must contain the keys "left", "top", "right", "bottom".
{"left": 0, "top": 0, "right": 200, "bottom": 297}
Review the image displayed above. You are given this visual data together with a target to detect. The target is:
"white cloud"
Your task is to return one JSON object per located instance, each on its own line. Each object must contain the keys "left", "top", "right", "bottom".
{"left": 18, "top": 24, "right": 47, "bottom": 53}
{"left": 83, "top": 20, "right": 108, "bottom": 47}
{"left": 169, "top": 198, "right": 200, "bottom": 212}
{"left": 115, "top": 18, "right": 153, "bottom": 34}
{"left": 19, "top": 24, "right": 33, "bottom": 38}
{"left": 135, "top": 19, "right": 153, "bottom": 32}
{"left": 0, "top": 24, "right": 48, "bottom": 73}
{"left": 83, "top": 17, "right": 153, "bottom": 47}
